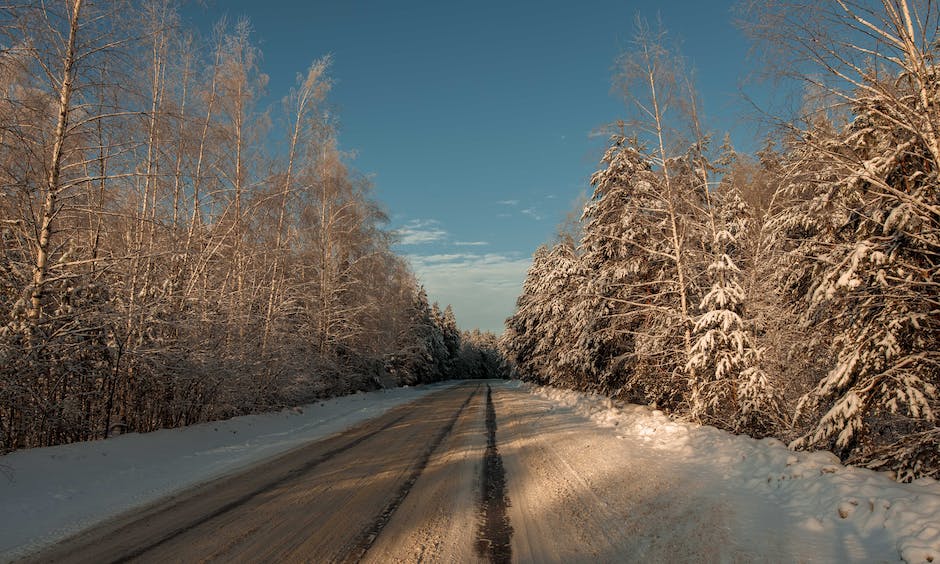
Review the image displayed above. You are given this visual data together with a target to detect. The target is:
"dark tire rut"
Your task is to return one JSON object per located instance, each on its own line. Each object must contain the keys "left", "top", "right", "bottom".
{"left": 476, "top": 383, "right": 513, "bottom": 563}
{"left": 345, "top": 384, "right": 479, "bottom": 562}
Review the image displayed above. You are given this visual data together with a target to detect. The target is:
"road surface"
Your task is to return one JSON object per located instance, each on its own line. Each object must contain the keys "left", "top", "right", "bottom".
{"left": 26, "top": 380, "right": 738, "bottom": 563}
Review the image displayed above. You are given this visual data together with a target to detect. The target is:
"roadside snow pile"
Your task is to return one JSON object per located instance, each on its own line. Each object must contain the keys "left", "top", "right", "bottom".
{"left": 526, "top": 383, "right": 940, "bottom": 564}
{"left": 0, "top": 382, "right": 455, "bottom": 561}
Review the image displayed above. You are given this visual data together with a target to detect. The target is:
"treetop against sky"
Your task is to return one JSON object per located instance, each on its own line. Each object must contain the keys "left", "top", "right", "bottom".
{"left": 184, "top": 0, "right": 765, "bottom": 332}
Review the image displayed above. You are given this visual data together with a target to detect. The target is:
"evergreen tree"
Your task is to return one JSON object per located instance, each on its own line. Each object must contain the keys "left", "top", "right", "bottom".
{"left": 441, "top": 304, "right": 461, "bottom": 372}
{"left": 688, "top": 172, "right": 780, "bottom": 434}
{"left": 778, "top": 76, "right": 939, "bottom": 479}
{"left": 502, "top": 246, "right": 552, "bottom": 383}
{"left": 583, "top": 135, "right": 696, "bottom": 407}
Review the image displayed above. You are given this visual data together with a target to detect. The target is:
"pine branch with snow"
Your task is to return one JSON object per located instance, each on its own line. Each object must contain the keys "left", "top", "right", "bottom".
{"left": 776, "top": 69, "right": 940, "bottom": 479}
{"left": 687, "top": 170, "right": 781, "bottom": 434}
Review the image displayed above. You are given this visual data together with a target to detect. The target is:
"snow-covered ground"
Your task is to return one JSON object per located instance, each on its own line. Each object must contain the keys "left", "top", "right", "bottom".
{"left": 0, "top": 382, "right": 455, "bottom": 561}
{"left": 522, "top": 382, "right": 940, "bottom": 564}
{"left": 3, "top": 379, "right": 939, "bottom": 563}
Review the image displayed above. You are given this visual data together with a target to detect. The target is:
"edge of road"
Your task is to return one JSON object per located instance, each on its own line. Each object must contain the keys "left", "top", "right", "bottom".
{"left": 18, "top": 380, "right": 474, "bottom": 563}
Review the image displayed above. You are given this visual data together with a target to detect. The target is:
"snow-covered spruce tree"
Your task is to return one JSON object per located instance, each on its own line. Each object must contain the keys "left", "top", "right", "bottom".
{"left": 779, "top": 82, "right": 940, "bottom": 479}
{"left": 502, "top": 245, "right": 548, "bottom": 382}
{"left": 581, "top": 134, "right": 696, "bottom": 407}
{"left": 554, "top": 249, "right": 621, "bottom": 394}
{"left": 430, "top": 302, "right": 460, "bottom": 377}
{"left": 578, "top": 137, "right": 649, "bottom": 398}
{"left": 528, "top": 240, "right": 585, "bottom": 389}
{"left": 723, "top": 142, "right": 828, "bottom": 435}
{"left": 770, "top": 107, "right": 939, "bottom": 478}
{"left": 502, "top": 243, "right": 583, "bottom": 385}
{"left": 743, "top": 0, "right": 940, "bottom": 479}
{"left": 441, "top": 304, "right": 461, "bottom": 370}
{"left": 686, "top": 151, "right": 781, "bottom": 434}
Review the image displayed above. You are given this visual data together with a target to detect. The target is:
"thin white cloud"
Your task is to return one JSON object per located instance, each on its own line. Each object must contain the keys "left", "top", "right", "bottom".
{"left": 454, "top": 241, "right": 489, "bottom": 247}
{"left": 407, "top": 252, "right": 532, "bottom": 333}
{"left": 521, "top": 207, "right": 544, "bottom": 220}
{"left": 496, "top": 199, "right": 519, "bottom": 206}
{"left": 396, "top": 219, "right": 447, "bottom": 245}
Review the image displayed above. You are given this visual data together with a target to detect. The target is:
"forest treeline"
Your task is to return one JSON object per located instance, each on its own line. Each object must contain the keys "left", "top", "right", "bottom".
{"left": 0, "top": 1, "right": 505, "bottom": 453}
{"left": 502, "top": 1, "right": 939, "bottom": 481}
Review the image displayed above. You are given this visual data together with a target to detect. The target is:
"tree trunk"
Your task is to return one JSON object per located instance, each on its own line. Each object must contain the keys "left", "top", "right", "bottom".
{"left": 28, "top": 0, "right": 83, "bottom": 321}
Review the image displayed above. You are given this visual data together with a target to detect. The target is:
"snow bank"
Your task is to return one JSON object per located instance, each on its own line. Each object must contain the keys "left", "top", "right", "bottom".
{"left": 525, "top": 383, "right": 940, "bottom": 564}
{"left": 0, "top": 382, "right": 455, "bottom": 561}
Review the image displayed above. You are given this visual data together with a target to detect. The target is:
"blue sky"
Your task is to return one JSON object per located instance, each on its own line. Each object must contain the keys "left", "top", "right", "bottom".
{"left": 184, "top": 1, "right": 767, "bottom": 333}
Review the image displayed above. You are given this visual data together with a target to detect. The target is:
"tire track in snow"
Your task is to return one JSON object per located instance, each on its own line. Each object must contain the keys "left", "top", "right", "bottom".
{"left": 109, "top": 412, "right": 411, "bottom": 563}
{"left": 476, "top": 384, "right": 512, "bottom": 563}
{"left": 344, "top": 383, "right": 481, "bottom": 563}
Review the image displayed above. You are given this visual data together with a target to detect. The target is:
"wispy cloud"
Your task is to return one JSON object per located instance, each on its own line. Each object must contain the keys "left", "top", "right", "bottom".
{"left": 521, "top": 207, "right": 544, "bottom": 221}
{"left": 407, "top": 252, "right": 532, "bottom": 332}
{"left": 496, "top": 199, "right": 519, "bottom": 206}
{"left": 454, "top": 241, "right": 489, "bottom": 247}
{"left": 396, "top": 219, "right": 447, "bottom": 245}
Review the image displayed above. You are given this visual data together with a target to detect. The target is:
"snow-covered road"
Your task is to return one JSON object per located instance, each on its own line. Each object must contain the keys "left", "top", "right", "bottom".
{"left": 0, "top": 382, "right": 455, "bottom": 560}
{"left": 516, "top": 383, "right": 940, "bottom": 563}
{"left": 2, "top": 380, "right": 939, "bottom": 563}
